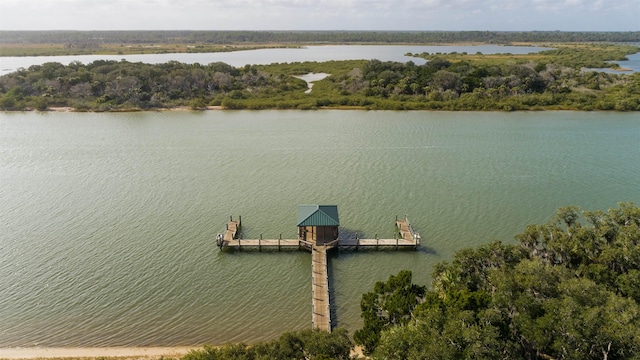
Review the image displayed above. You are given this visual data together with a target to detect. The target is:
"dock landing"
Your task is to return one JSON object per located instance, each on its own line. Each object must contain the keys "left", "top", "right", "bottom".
{"left": 216, "top": 215, "right": 420, "bottom": 251}
{"left": 216, "top": 214, "right": 421, "bottom": 332}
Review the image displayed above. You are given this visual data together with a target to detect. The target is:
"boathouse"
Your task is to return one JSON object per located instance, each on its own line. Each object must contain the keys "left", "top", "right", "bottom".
{"left": 297, "top": 205, "right": 339, "bottom": 246}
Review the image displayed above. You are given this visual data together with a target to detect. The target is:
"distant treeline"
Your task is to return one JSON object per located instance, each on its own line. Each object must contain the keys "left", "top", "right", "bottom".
{"left": 1, "top": 30, "right": 640, "bottom": 45}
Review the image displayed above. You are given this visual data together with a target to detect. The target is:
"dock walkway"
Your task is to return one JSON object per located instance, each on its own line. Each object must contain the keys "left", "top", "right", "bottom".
{"left": 311, "top": 245, "right": 331, "bottom": 331}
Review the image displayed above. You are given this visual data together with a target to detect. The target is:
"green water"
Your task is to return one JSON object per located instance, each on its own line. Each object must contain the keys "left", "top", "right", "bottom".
{"left": 0, "top": 110, "right": 638, "bottom": 346}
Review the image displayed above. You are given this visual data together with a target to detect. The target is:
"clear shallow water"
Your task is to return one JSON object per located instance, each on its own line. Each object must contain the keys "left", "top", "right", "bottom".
{"left": 0, "top": 45, "right": 550, "bottom": 75}
{"left": 0, "top": 110, "right": 639, "bottom": 346}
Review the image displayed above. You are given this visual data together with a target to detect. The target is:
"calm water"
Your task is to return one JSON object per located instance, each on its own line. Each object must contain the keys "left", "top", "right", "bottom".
{"left": 0, "top": 45, "right": 550, "bottom": 75}
{"left": 585, "top": 51, "right": 640, "bottom": 74}
{"left": 1, "top": 110, "right": 639, "bottom": 347}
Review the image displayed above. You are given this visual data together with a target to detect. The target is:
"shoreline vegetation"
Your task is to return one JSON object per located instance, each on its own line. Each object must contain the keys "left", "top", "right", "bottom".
{"left": 1, "top": 31, "right": 639, "bottom": 112}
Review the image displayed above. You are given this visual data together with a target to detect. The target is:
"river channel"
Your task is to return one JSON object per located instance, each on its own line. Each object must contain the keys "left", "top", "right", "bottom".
{"left": 0, "top": 44, "right": 552, "bottom": 75}
{"left": 1, "top": 110, "right": 638, "bottom": 346}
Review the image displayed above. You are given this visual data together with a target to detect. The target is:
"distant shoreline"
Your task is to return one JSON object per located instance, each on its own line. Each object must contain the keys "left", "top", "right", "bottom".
{"left": 3, "top": 106, "right": 628, "bottom": 113}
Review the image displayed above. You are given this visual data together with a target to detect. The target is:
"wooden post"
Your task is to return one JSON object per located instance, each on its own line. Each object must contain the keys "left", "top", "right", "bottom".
{"left": 259, "top": 233, "right": 262, "bottom": 251}
{"left": 230, "top": 215, "right": 233, "bottom": 222}
{"left": 355, "top": 232, "right": 359, "bottom": 251}
{"left": 376, "top": 233, "right": 378, "bottom": 251}
{"left": 278, "top": 234, "right": 281, "bottom": 251}
{"left": 396, "top": 237, "right": 399, "bottom": 251}
{"left": 238, "top": 238, "right": 241, "bottom": 251}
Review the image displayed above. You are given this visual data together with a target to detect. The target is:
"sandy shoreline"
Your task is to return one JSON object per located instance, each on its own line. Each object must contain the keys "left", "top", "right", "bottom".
{"left": 45, "top": 106, "right": 224, "bottom": 112}
{"left": 0, "top": 347, "right": 196, "bottom": 359}
{"left": 0, "top": 346, "right": 365, "bottom": 359}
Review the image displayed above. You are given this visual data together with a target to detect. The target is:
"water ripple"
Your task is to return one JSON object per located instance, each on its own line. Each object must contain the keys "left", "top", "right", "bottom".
{"left": 0, "top": 110, "right": 638, "bottom": 346}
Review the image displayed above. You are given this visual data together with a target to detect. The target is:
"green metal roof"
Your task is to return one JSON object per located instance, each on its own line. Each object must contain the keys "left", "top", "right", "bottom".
{"left": 297, "top": 205, "right": 339, "bottom": 227}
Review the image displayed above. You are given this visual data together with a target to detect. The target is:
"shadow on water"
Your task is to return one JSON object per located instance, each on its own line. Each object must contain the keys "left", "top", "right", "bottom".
{"left": 416, "top": 245, "right": 437, "bottom": 256}
{"left": 338, "top": 227, "right": 362, "bottom": 241}
{"left": 326, "top": 252, "right": 340, "bottom": 330}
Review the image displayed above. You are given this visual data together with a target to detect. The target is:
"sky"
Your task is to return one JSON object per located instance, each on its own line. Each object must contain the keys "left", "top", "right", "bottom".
{"left": 0, "top": 0, "right": 638, "bottom": 31}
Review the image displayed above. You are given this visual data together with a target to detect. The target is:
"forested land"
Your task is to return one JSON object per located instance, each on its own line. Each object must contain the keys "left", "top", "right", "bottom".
{"left": 1, "top": 43, "right": 639, "bottom": 111}
{"left": 2, "top": 30, "right": 639, "bottom": 46}
{"left": 354, "top": 203, "right": 640, "bottom": 359}
{"left": 1, "top": 31, "right": 639, "bottom": 57}
{"left": 182, "top": 328, "right": 353, "bottom": 360}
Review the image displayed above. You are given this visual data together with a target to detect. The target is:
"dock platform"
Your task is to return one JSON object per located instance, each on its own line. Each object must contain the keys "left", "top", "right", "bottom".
{"left": 216, "top": 214, "right": 421, "bottom": 332}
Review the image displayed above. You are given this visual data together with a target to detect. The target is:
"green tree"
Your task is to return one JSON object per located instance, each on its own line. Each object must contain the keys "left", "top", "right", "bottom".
{"left": 353, "top": 270, "right": 425, "bottom": 355}
{"left": 182, "top": 328, "right": 352, "bottom": 360}
{"left": 356, "top": 203, "right": 640, "bottom": 359}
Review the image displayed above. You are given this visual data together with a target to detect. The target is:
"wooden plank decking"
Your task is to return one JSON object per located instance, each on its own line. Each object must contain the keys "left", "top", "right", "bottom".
{"left": 312, "top": 245, "right": 331, "bottom": 332}
{"left": 338, "top": 237, "right": 417, "bottom": 249}
{"left": 397, "top": 218, "right": 413, "bottom": 241}
{"left": 221, "top": 238, "right": 313, "bottom": 251}
{"left": 223, "top": 217, "right": 240, "bottom": 242}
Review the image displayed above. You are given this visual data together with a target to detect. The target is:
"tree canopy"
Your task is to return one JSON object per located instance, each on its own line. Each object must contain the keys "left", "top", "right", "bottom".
{"left": 182, "top": 328, "right": 353, "bottom": 360}
{"left": 356, "top": 203, "right": 640, "bottom": 359}
{"left": 1, "top": 43, "right": 638, "bottom": 112}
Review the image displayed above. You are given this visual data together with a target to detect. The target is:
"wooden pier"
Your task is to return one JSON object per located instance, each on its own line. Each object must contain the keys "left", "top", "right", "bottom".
{"left": 216, "top": 212, "right": 421, "bottom": 332}
{"left": 217, "top": 216, "right": 241, "bottom": 245}
{"left": 312, "top": 245, "right": 331, "bottom": 331}
{"left": 218, "top": 237, "right": 314, "bottom": 251}
{"left": 218, "top": 215, "right": 420, "bottom": 251}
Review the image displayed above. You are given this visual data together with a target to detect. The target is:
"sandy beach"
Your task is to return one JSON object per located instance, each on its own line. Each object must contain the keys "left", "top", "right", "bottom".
{"left": 0, "top": 346, "right": 365, "bottom": 359}
{"left": 0, "top": 347, "right": 196, "bottom": 359}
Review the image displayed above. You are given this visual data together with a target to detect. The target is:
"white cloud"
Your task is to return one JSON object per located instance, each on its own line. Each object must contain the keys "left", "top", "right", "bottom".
{"left": 0, "top": 0, "right": 637, "bottom": 30}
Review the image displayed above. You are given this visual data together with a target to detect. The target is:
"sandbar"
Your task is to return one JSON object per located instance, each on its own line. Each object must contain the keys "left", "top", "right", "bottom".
{"left": 0, "top": 347, "right": 196, "bottom": 359}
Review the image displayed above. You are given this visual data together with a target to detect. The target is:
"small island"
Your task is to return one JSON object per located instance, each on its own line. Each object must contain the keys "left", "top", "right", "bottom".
{"left": 1, "top": 31, "right": 639, "bottom": 111}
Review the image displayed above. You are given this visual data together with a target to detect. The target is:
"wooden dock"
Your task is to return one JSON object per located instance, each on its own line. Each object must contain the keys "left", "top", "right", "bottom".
{"left": 338, "top": 237, "right": 418, "bottom": 250}
{"left": 218, "top": 216, "right": 241, "bottom": 244}
{"left": 397, "top": 215, "right": 417, "bottom": 242}
{"left": 312, "top": 245, "right": 331, "bottom": 331}
{"left": 219, "top": 238, "right": 314, "bottom": 251}
{"left": 216, "top": 215, "right": 420, "bottom": 332}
